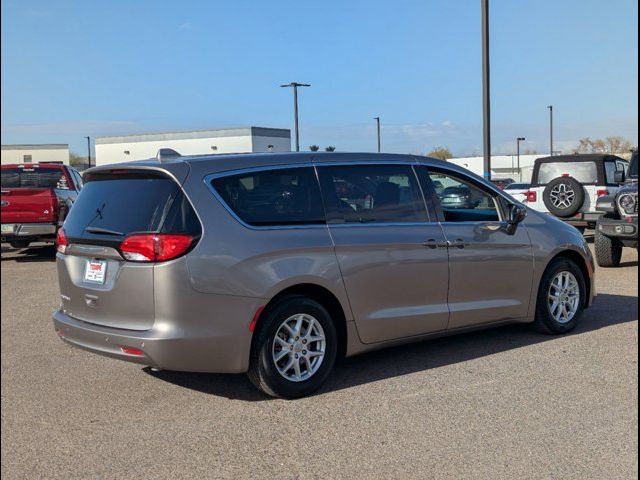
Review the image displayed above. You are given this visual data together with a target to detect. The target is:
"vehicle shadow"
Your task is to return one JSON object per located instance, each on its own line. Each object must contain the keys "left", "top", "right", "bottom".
{"left": 144, "top": 293, "right": 638, "bottom": 402}
{"left": 0, "top": 245, "right": 56, "bottom": 262}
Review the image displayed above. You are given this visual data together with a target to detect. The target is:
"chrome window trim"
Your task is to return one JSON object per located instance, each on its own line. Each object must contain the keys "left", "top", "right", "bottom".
{"left": 203, "top": 159, "right": 438, "bottom": 231}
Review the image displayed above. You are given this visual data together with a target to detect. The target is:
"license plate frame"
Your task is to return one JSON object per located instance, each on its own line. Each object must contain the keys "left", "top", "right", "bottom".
{"left": 84, "top": 259, "right": 107, "bottom": 284}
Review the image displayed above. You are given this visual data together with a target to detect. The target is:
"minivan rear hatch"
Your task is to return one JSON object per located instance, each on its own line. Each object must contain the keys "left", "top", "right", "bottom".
{"left": 57, "top": 168, "right": 200, "bottom": 331}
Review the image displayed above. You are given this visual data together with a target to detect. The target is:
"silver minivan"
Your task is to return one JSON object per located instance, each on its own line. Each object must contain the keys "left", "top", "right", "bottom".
{"left": 53, "top": 153, "right": 595, "bottom": 398}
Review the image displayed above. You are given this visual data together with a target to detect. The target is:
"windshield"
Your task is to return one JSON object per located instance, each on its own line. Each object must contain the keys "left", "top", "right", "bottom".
{"left": 630, "top": 153, "right": 638, "bottom": 179}
{"left": 537, "top": 162, "right": 598, "bottom": 185}
{"left": 1, "top": 167, "right": 69, "bottom": 189}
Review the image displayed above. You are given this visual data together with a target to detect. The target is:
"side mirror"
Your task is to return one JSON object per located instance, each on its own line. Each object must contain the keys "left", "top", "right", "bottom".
{"left": 614, "top": 170, "right": 626, "bottom": 183}
{"left": 506, "top": 204, "right": 527, "bottom": 234}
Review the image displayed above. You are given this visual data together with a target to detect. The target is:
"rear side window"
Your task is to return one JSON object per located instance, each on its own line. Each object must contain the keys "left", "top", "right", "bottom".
{"left": 317, "top": 164, "right": 427, "bottom": 224}
{"left": 63, "top": 171, "right": 200, "bottom": 240}
{"left": 1, "top": 167, "right": 69, "bottom": 189}
{"left": 211, "top": 167, "right": 325, "bottom": 226}
{"left": 537, "top": 162, "right": 598, "bottom": 184}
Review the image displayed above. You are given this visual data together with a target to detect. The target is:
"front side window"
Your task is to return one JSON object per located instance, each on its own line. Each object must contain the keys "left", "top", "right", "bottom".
{"left": 537, "top": 161, "right": 598, "bottom": 184}
{"left": 211, "top": 167, "right": 324, "bottom": 227}
{"left": 427, "top": 170, "right": 501, "bottom": 222}
{"left": 318, "top": 164, "right": 427, "bottom": 224}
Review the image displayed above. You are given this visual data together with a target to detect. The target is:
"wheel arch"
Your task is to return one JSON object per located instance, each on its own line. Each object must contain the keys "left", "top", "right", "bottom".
{"left": 251, "top": 283, "right": 349, "bottom": 360}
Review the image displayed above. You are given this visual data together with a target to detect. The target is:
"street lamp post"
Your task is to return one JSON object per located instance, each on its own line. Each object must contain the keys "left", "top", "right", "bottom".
{"left": 280, "top": 82, "right": 311, "bottom": 152}
{"left": 85, "top": 136, "right": 91, "bottom": 167}
{"left": 481, "top": 0, "right": 491, "bottom": 181}
{"left": 516, "top": 137, "right": 526, "bottom": 181}
{"left": 547, "top": 105, "right": 553, "bottom": 155}
{"left": 374, "top": 117, "right": 381, "bottom": 152}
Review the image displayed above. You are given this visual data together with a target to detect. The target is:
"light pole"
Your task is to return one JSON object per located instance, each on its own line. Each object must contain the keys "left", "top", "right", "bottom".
{"left": 85, "top": 136, "right": 91, "bottom": 167}
{"left": 547, "top": 105, "right": 553, "bottom": 155}
{"left": 280, "top": 82, "right": 310, "bottom": 152}
{"left": 374, "top": 117, "right": 381, "bottom": 152}
{"left": 516, "top": 137, "right": 525, "bottom": 181}
{"left": 481, "top": 0, "right": 491, "bottom": 180}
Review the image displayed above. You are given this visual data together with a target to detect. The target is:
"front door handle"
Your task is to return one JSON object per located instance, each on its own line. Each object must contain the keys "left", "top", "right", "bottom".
{"left": 423, "top": 239, "right": 448, "bottom": 249}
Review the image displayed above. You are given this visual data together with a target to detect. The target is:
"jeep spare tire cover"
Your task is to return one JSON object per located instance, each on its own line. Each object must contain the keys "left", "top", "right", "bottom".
{"left": 543, "top": 176, "right": 585, "bottom": 217}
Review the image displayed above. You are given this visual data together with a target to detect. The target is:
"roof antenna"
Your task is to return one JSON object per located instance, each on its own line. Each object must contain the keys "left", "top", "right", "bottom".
{"left": 156, "top": 148, "right": 181, "bottom": 162}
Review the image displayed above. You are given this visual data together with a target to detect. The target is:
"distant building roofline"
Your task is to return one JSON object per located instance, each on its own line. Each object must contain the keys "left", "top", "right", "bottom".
{"left": 95, "top": 126, "right": 291, "bottom": 145}
{"left": 1, "top": 144, "right": 69, "bottom": 150}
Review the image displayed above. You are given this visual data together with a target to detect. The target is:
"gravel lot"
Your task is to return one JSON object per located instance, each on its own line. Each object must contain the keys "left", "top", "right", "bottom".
{"left": 1, "top": 241, "right": 638, "bottom": 479}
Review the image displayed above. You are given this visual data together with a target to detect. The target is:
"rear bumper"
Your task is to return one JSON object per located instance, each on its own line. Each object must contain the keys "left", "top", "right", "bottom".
{"left": 563, "top": 212, "right": 602, "bottom": 227}
{"left": 1, "top": 222, "right": 56, "bottom": 241}
{"left": 52, "top": 308, "right": 255, "bottom": 374}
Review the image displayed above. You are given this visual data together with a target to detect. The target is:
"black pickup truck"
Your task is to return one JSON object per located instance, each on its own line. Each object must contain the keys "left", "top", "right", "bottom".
{"left": 594, "top": 151, "right": 638, "bottom": 267}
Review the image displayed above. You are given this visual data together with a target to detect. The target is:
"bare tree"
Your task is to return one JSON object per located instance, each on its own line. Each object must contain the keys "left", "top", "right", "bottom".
{"left": 574, "top": 136, "right": 636, "bottom": 154}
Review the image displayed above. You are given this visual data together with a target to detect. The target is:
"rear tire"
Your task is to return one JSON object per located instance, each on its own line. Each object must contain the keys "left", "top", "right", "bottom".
{"left": 9, "top": 240, "right": 30, "bottom": 249}
{"left": 532, "top": 258, "right": 586, "bottom": 334}
{"left": 247, "top": 296, "right": 337, "bottom": 399}
{"left": 594, "top": 228, "right": 622, "bottom": 268}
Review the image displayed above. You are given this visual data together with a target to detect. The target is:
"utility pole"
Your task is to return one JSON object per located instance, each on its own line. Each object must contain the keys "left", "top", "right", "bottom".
{"left": 280, "top": 82, "right": 311, "bottom": 152}
{"left": 85, "top": 136, "right": 91, "bottom": 167}
{"left": 517, "top": 137, "right": 525, "bottom": 182}
{"left": 481, "top": 0, "right": 491, "bottom": 180}
{"left": 374, "top": 117, "right": 381, "bottom": 152}
{"left": 547, "top": 105, "right": 554, "bottom": 155}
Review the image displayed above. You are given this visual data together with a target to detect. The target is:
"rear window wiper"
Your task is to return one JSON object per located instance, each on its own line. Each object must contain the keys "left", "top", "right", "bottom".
{"left": 84, "top": 226, "right": 124, "bottom": 236}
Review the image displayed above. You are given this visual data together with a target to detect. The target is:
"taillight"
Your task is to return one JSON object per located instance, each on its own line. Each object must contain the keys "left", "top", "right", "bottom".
{"left": 120, "top": 234, "right": 194, "bottom": 262}
{"left": 525, "top": 191, "right": 537, "bottom": 203}
{"left": 597, "top": 189, "right": 609, "bottom": 197}
{"left": 56, "top": 228, "right": 68, "bottom": 254}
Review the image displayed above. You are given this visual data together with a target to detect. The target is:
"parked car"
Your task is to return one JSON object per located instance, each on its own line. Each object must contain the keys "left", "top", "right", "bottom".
{"left": 594, "top": 151, "right": 638, "bottom": 267}
{"left": 1, "top": 163, "right": 82, "bottom": 249}
{"left": 504, "top": 182, "right": 531, "bottom": 203}
{"left": 524, "top": 154, "right": 629, "bottom": 233}
{"left": 53, "top": 152, "right": 595, "bottom": 399}
{"left": 439, "top": 185, "right": 480, "bottom": 209}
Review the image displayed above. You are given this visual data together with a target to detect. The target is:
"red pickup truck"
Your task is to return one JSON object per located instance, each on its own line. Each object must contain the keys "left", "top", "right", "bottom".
{"left": 1, "top": 163, "right": 83, "bottom": 249}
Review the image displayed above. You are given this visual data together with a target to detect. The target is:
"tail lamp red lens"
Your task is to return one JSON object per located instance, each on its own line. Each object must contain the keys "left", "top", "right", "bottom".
{"left": 597, "top": 189, "right": 609, "bottom": 197}
{"left": 56, "top": 228, "right": 68, "bottom": 254}
{"left": 120, "top": 234, "right": 194, "bottom": 262}
{"left": 525, "top": 191, "right": 537, "bottom": 203}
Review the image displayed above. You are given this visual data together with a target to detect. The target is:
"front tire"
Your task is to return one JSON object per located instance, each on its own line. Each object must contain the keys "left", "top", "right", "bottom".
{"left": 532, "top": 258, "right": 586, "bottom": 334}
{"left": 594, "top": 228, "right": 623, "bottom": 268}
{"left": 247, "top": 296, "right": 337, "bottom": 399}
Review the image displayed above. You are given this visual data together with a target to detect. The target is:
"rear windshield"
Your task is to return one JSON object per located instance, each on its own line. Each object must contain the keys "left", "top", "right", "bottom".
{"left": 505, "top": 183, "right": 530, "bottom": 190}
{"left": 1, "top": 167, "right": 69, "bottom": 189}
{"left": 537, "top": 162, "right": 598, "bottom": 184}
{"left": 63, "top": 172, "right": 200, "bottom": 240}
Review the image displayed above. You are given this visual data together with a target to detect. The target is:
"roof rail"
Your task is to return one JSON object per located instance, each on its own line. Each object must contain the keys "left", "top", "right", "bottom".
{"left": 156, "top": 148, "right": 182, "bottom": 162}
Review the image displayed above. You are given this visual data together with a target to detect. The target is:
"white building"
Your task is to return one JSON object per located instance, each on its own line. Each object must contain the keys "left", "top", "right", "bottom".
{"left": 447, "top": 154, "right": 545, "bottom": 183}
{"left": 1, "top": 144, "right": 70, "bottom": 165}
{"left": 95, "top": 127, "right": 291, "bottom": 166}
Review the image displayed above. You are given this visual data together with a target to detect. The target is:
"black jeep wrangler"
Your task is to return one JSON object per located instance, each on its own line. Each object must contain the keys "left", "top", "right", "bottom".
{"left": 594, "top": 151, "right": 638, "bottom": 267}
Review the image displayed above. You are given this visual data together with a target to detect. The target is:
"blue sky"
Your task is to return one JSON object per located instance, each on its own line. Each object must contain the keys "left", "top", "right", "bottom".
{"left": 1, "top": 0, "right": 638, "bottom": 156}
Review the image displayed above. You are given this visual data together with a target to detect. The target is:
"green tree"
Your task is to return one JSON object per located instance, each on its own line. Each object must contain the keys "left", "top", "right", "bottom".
{"left": 426, "top": 147, "right": 453, "bottom": 160}
{"left": 325, "top": 146, "right": 336, "bottom": 152}
{"left": 309, "top": 145, "right": 320, "bottom": 152}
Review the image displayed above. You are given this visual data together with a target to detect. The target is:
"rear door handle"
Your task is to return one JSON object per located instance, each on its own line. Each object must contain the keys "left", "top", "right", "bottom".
{"left": 423, "top": 239, "right": 448, "bottom": 249}
{"left": 448, "top": 239, "right": 466, "bottom": 249}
